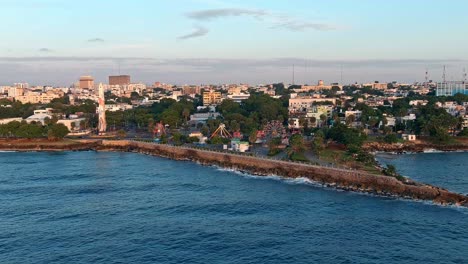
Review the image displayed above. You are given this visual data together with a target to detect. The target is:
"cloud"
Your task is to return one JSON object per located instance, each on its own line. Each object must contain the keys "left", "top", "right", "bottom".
{"left": 181, "top": 8, "right": 337, "bottom": 39}
{"left": 186, "top": 8, "right": 268, "bottom": 21}
{"left": 0, "top": 56, "right": 463, "bottom": 86}
{"left": 272, "top": 21, "right": 336, "bottom": 31}
{"left": 38, "top": 48, "right": 53, "bottom": 53}
{"left": 178, "top": 26, "right": 209, "bottom": 40}
{"left": 88, "top": 38, "right": 105, "bottom": 42}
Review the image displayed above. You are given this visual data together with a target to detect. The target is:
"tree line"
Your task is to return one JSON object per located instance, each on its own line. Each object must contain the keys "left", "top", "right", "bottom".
{"left": 0, "top": 121, "right": 69, "bottom": 140}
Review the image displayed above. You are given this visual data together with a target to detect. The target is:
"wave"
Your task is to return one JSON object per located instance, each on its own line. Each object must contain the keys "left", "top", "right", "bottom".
{"left": 214, "top": 166, "right": 468, "bottom": 211}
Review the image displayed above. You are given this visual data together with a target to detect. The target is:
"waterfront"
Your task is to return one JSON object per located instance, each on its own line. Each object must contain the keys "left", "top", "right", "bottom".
{"left": 0, "top": 152, "right": 467, "bottom": 263}
{"left": 376, "top": 152, "right": 468, "bottom": 194}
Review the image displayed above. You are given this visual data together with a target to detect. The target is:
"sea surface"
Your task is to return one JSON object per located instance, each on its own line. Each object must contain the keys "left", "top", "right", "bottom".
{"left": 0, "top": 151, "right": 467, "bottom": 264}
{"left": 376, "top": 152, "right": 468, "bottom": 194}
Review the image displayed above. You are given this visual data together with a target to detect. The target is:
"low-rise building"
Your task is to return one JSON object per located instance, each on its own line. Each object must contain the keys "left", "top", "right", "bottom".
{"left": 57, "top": 118, "right": 86, "bottom": 131}
{"left": 0, "top": 117, "right": 23, "bottom": 124}
{"left": 190, "top": 112, "right": 221, "bottom": 123}
{"left": 231, "top": 139, "right": 249, "bottom": 152}
{"left": 289, "top": 96, "right": 336, "bottom": 114}
{"left": 345, "top": 110, "right": 362, "bottom": 120}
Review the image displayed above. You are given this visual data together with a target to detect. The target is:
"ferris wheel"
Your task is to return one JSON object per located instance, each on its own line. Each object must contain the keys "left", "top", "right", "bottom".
{"left": 263, "top": 120, "right": 287, "bottom": 140}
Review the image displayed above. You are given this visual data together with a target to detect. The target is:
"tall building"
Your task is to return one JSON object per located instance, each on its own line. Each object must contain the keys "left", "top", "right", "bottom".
{"left": 436, "top": 81, "right": 468, "bottom": 96}
{"left": 109, "top": 75, "right": 131, "bottom": 86}
{"left": 79, "top": 76, "right": 94, "bottom": 89}
{"left": 203, "top": 90, "right": 222, "bottom": 106}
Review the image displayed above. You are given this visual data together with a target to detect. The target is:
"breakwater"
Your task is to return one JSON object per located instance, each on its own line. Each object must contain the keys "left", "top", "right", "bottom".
{"left": 1, "top": 139, "right": 466, "bottom": 206}
{"left": 98, "top": 140, "right": 467, "bottom": 207}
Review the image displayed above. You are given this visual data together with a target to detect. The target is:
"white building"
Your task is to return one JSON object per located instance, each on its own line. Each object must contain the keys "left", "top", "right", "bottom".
{"left": 105, "top": 104, "right": 133, "bottom": 112}
{"left": 190, "top": 112, "right": 221, "bottom": 123}
{"left": 0, "top": 118, "right": 23, "bottom": 124}
{"left": 57, "top": 118, "right": 86, "bottom": 131}
{"left": 345, "top": 110, "right": 362, "bottom": 120}
{"left": 227, "top": 93, "right": 250, "bottom": 103}
{"left": 231, "top": 139, "right": 249, "bottom": 152}
{"left": 25, "top": 109, "right": 54, "bottom": 125}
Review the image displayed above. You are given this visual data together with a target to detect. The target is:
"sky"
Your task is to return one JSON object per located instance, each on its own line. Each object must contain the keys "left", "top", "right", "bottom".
{"left": 1, "top": 0, "right": 468, "bottom": 86}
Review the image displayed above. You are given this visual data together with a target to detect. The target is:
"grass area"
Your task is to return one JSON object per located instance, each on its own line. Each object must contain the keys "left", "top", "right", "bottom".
{"left": 318, "top": 148, "right": 383, "bottom": 175}
{"left": 0, "top": 138, "right": 80, "bottom": 146}
{"left": 290, "top": 152, "right": 308, "bottom": 162}
{"left": 267, "top": 149, "right": 282, "bottom": 156}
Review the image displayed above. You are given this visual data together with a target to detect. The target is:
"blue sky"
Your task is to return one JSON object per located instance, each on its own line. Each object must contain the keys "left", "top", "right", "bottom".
{"left": 1, "top": 0, "right": 467, "bottom": 85}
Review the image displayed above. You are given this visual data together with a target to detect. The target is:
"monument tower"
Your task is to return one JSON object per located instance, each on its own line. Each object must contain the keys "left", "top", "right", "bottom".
{"left": 97, "top": 83, "right": 107, "bottom": 134}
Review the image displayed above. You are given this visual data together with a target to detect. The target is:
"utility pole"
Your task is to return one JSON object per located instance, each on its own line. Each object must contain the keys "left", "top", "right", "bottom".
{"left": 340, "top": 64, "right": 343, "bottom": 84}
{"left": 292, "top": 64, "right": 295, "bottom": 85}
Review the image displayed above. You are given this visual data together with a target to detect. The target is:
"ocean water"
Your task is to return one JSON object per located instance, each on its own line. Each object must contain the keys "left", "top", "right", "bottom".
{"left": 376, "top": 152, "right": 468, "bottom": 194}
{"left": 0, "top": 152, "right": 467, "bottom": 264}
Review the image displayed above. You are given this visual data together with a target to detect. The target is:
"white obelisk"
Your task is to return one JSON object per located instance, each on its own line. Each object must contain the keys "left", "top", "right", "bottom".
{"left": 97, "top": 83, "right": 107, "bottom": 134}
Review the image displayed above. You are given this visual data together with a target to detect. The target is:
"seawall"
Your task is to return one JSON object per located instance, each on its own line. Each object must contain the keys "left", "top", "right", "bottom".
{"left": 0, "top": 139, "right": 466, "bottom": 207}
{"left": 98, "top": 140, "right": 467, "bottom": 207}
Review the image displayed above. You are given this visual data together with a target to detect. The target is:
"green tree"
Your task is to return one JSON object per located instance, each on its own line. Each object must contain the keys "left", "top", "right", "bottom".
{"left": 383, "top": 134, "right": 398, "bottom": 144}
{"left": 171, "top": 132, "right": 185, "bottom": 146}
{"left": 327, "top": 123, "right": 367, "bottom": 148}
{"left": 210, "top": 136, "right": 228, "bottom": 145}
{"left": 345, "top": 114, "right": 355, "bottom": 126}
{"left": 383, "top": 164, "right": 398, "bottom": 177}
{"left": 249, "top": 129, "right": 258, "bottom": 146}
{"left": 320, "top": 114, "right": 327, "bottom": 127}
{"left": 117, "top": 129, "right": 127, "bottom": 139}
{"left": 16, "top": 123, "right": 44, "bottom": 139}
{"left": 289, "top": 134, "right": 306, "bottom": 155}
{"left": 312, "top": 131, "right": 325, "bottom": 157}
{"left": 267, "top": 137, "right": 282, "bottom": 156}
{"left": 182, "top": 108, "right": 191, "bottom": 122}
{"left": 47, "top": 123, "right": 69, "bottom": 140}
{"left": 197, "top": 125, "right": 208, "bottom": 136}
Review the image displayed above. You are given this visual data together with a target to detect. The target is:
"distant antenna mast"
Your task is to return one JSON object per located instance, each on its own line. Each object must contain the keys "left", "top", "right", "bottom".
{"left": 305, "top": 60, "right": 308, "bottom": 84}
{"left": 424, "top": 68, "right": 429, "bottom": 88}
{"left": 442, "top": 65, "right": 446, "bottom": 83}
{"left": 292, "top": 64, "right": 295, "bottom": 85}
{"left": 340, "top": 64, "right": 343, "bottom": 84}
{"left": 463, "top": 67, "right": 467, "bottom": 84}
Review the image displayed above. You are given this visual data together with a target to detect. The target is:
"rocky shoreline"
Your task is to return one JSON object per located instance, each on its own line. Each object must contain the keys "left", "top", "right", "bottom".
{"left": 1, "top": 139, "right": 467, "bottom": 207}
{"left": 363, "top": 141, "right": 468, "bottom": 153}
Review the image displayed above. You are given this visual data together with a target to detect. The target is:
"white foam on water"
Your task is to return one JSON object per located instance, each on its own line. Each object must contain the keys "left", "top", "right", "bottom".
{"left": 213, "top": 165, "right": 468, "bottom": 211}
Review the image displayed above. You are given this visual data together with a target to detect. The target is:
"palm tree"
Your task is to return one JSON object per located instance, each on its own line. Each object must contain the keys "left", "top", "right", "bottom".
{"left": 310, "top": 116, "right": 317, "bottom": 128}
{"left": 182, "top": 108, "right": 191, "bottom": 123}
{"left": 320, "top": 114, "right": 327, "bottom": 128}
{"left": 249, "top": 129, "right": 258, "bottom": 152}
{"left": 346, "top": 114, "right": 355, "bottom": 126}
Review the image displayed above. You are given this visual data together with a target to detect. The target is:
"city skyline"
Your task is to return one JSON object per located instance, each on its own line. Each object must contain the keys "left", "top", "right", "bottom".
{"left": 1, "top": 0, "right": 468, "bottom": 85}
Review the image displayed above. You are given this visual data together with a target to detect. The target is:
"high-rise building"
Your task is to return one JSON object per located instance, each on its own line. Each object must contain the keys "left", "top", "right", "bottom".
{"left": 79, "top": 76, "right": 94, "bottom": 89}
{"left": 436, "top": 81, "right": 468, "bottom": 96}
{"left": 109, "top": 75, "right": 131, "bottom": 86}
{"left": 203, "top": 90, "right": 222, "bottom": 106}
